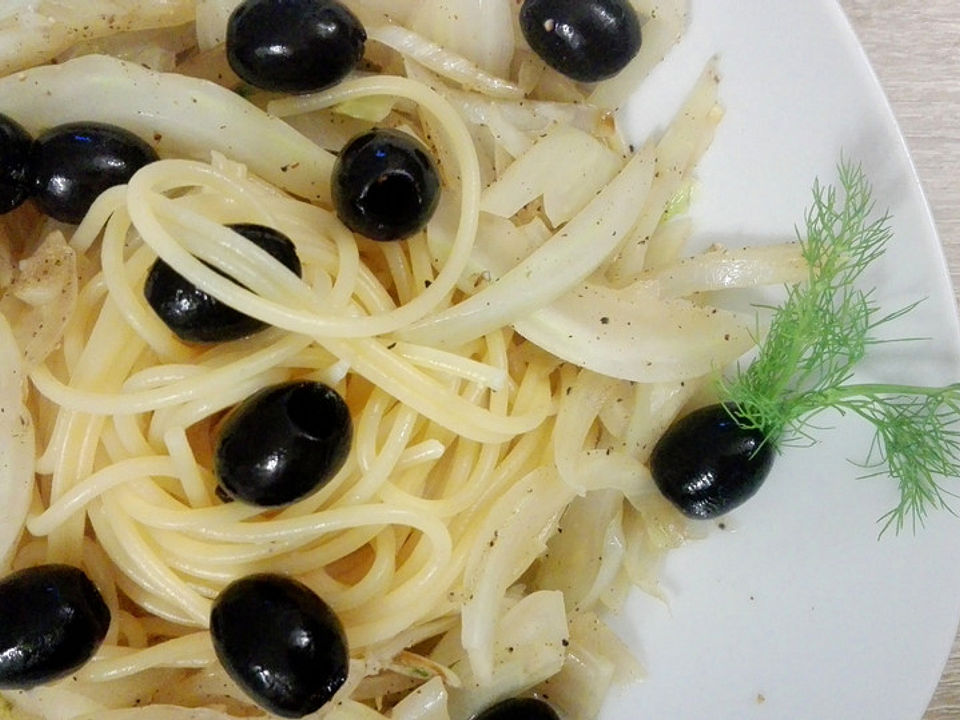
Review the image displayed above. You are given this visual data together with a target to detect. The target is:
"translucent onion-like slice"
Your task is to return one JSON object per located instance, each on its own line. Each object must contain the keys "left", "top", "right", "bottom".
{"left": 405, "top": 63, "right": 606, "bottom": 137}
{"left": 535, "top": 612, "right": 642, "bottom": 720}
{"left": 535, "top": 635, "right": 615, "bottom": 720}
{"left": 480, "top": 124, "right": 623, "bottom": 225}
{"left": 460, "top": 468, "right": 574, "bottom": 685}
{"left": 533, "top": 490, "right": 625, "bottom": 611}
{"left": 368, "top": 25, "right": 524, "bottom": 99}
{"left": 341, "top": 0, "right": 420, "bottom": 27}
{"left": 324, "top": 701, "right": 392, "bottom": 719}
{"left": 0, "top": 313, "right": 33, "bottom": 572}
{"left": 514, "top": 280, "right": 753, "bottom": 383}
{"left": 70, "top": 705, "right": 253, "bottom": 720}
{"left": 2, "top": 231, "right": 78, "bottom": 369}
{"left": 56, "top": 24, "right": 197, "bottom": 73}
{"left": 0, "top": 54, "right": 334, "bottom": 203}
{"left": 645, "top": 242, "right": 807, "bottom": 297}
{"left": 450, "top": 591, "right": 568, "bottom": 719}
{"left": 409, "top": 0, "right": 515, "bottom": 79}
{"left": 194, "top": 0, "right": 243, "bottom": 51}
{"left": 402, "top": 145, "right": 656, "bottom": 348}
{"left": 6, "top": 684, "right": 106, "bottom": 720}
{"left": 390, "top": 676, "right": 451, "bottom": 720}
{"left": 0, "top": 0, "right": 195, "bottom": 75}
{"left": 588, "top": 0, "right": 689, "bottom": 109}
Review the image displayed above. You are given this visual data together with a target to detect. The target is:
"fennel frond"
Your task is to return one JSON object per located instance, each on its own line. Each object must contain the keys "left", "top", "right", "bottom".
{"left": 721, "top": 160, "right": 960, "bottom": 533}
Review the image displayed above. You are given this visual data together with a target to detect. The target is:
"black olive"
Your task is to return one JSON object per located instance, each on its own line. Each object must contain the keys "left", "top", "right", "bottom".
{"left": 0, "top": 113, "right": 34, "bottom": 215}
{"left": 32, "top": 122, "right": 158, "bottom": 224}
{"left": 210, "top": 573, "right": 348, "bottom": 718}
{"left": 0, "top": 564, "right": 110, "bottom": 689}
{"left": 649, "top": 403, "right": 775, "bottom": 520}
{"left": 519, "top": 0, "right": 642, "bottom": 83}
{"left": 331, "top": 129, "right": 441, "bottom": 242}
{"left": 226, "top": 0, "right": 366, "bottom": 94}
{"left": 144, "top": 223, "right": 302, "bottom": 344}
{"left": 474, "top": 698, "right": 561, "bottom": 720}
{"left": 215, "top": 380, "right": 352, "bottom": 507}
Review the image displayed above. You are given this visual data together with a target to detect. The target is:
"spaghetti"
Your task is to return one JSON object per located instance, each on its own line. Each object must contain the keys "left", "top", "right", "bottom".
{"left": 0, "top": 2, "right": 807, "bottom": 718}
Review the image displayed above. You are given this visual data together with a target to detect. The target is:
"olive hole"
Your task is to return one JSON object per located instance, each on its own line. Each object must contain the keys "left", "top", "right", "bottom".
{"left": 361, "top": 172, "right": 421, "bottom": 226}
{"left": 287, "top": 385, "right": 341, "bottom": 441}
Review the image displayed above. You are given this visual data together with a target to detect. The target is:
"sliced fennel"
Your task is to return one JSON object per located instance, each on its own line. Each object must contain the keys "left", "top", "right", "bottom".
{"left": 643, "top": 242, "right": 807, "bottom": 298}
{"left": 459, "top": 467, "right": 574, "bottom": 683}
{"left": 0, "top": 311, "right": 33, "bottom": 572}
{"left": 367, "top": 24, "right": 523, "bottom": 99}
{"left": 413, "top": 142, "right": 758, "bottom": 382}
{"left": 194, "top": 0, "right": 243, "bottom": 51}
{"left": 588, "top": 0, "right": 689, "bottom": 109}
{"left": 389, "top": 676, "right": 451, "bottom": 720}
{"left": 408, "top": 0, "right": 516, "bottom": 79}
{"left": 400, "top": 53, "right": 754, "bottom": 383}
{"left": 333, "top": 95, "right": 398, "bottom": 123}
{"left": 449, "top": 591, "right": 568, "bottom": 719}
{"left": 0, "top": 54, "right": 335, "bottom": 202}
{"left": 514, "top": 281, "right": 753, "bottom": 383}
{"left": 480, "top": 124, "right": 623, "bottom": 226}
{"left": 400, "top": 145, "right": 656, "bottom": 348}
{"left": 0, "top": 0, "right": 195, "bottom": 75}
{"left": 0, "top": 231, "right": 78, "bottom": 369}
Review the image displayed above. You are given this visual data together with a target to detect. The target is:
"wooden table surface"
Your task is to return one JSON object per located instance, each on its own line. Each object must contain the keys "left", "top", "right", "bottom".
{"left": 836, "top": 1, "right": 960, "bottom": 717}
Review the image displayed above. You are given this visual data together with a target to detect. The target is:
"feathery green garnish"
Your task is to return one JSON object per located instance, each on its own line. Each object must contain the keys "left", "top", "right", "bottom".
{"left": 720, "top": 160, "right": 960, "bottom": 534}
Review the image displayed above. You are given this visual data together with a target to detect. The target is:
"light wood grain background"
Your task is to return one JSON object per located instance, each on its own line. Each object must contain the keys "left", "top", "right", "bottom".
{"left": 837, "top": 2, "right": 960, "bottom": 717}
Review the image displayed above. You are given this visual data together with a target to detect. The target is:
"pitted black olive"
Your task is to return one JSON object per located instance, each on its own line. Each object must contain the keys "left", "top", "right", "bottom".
{"left": 475, "top": 697, "right": 561, "bottom": 720}
{"left": 649, "top": 403, "right": 775, "bottom": 519}
{"left": 331, "top": 129, "right": 441, "bottom": 242}
{"left": 226, "top": 0, "right": 366, "bottom": 94}
{"left": 210, "top": 573, "right": 348, "bottom": 718}
{"left": 519, "top": 0, "right": 642, "bottom": 83}
{"left": 144, "top": 223, "right": 302, "bottom": 344}
{"left": 0, "top": 113, "right": 34, "bottom": 214}
{"left": 0, "top": 564, "right": 110, "bottom": 689}
{"left": 32, "top": 122, "right": 158, "bottom": 224}
{"left": 215, "top": 380, "right": 352, "bottom": 507}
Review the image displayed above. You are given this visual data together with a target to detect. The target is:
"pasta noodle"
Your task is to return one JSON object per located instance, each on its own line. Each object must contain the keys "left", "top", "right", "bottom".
{"left": 0, "top": 2, "right": 807, "bottom": 719}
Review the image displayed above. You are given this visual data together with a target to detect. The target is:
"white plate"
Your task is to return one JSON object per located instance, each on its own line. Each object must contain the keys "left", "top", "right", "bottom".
{"left": 605, "top": 1, "right": 960, "bottom": 719}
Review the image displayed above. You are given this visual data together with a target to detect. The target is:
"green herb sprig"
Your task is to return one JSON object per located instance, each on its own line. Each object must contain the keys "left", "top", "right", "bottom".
{"left": 720, "top": 160, "right": 960, "bottom": 534}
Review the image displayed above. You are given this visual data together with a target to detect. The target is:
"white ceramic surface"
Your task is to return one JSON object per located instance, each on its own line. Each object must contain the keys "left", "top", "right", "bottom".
{"left": 603, "top": 1, "right": 960, "bottom": 718}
